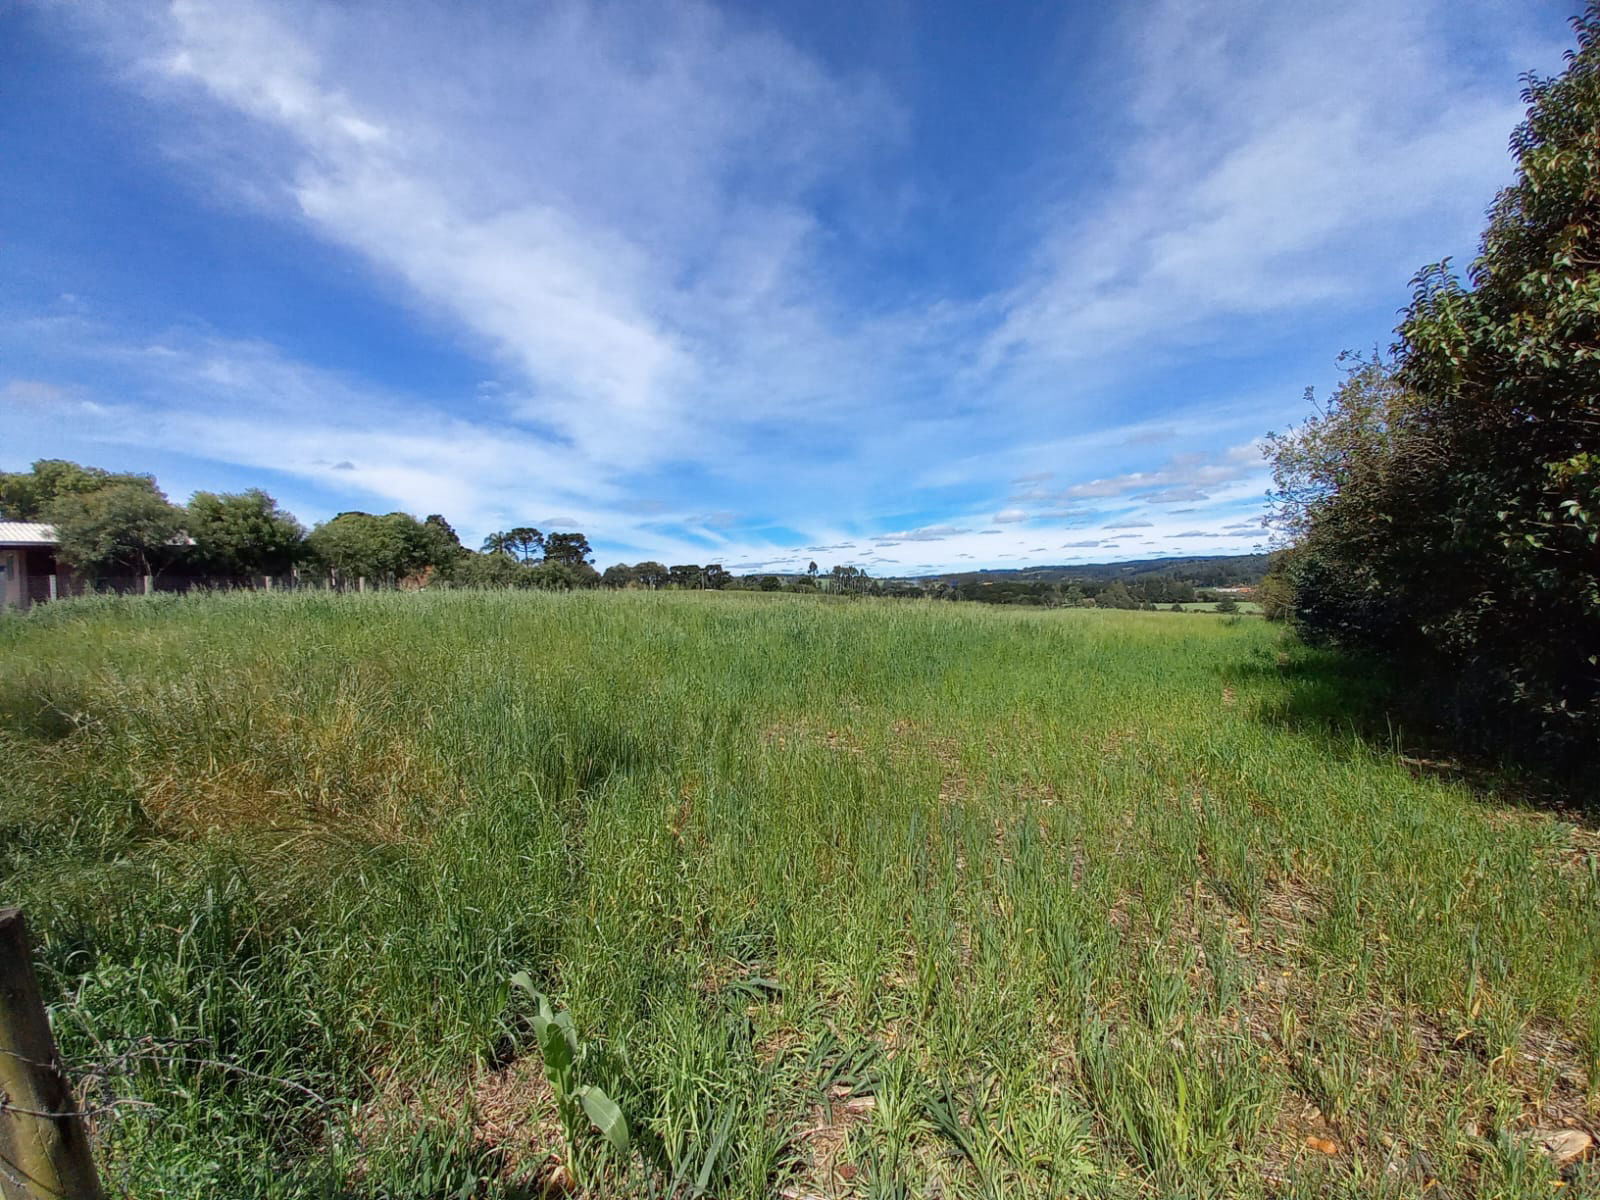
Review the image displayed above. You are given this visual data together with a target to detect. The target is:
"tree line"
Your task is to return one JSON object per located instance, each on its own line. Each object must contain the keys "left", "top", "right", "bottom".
{"left": 947, "top": 576, "right": 1208, "bottom": 608}
{"left": 0, "top": 466, "right": 895, "bottom": 596}
{"left": 0, "top": 461, "right": 583, "bottom": 590}
{"left": 0, "top": 459, "right": 1273, "bottom": 609}
{"left": 1263, "top": 6, "right": 1599, "bottom": 768}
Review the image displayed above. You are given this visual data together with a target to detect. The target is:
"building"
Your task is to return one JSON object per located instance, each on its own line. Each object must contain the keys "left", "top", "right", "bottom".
{"left": 0, "top": 523, "right": 71, "bottom": 611}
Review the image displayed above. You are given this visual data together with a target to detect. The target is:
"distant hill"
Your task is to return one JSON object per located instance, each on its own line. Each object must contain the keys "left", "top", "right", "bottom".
{"left": 922, "top": 553, "right": 1271, "bottom": 588}
{"left": 739, "top": 553, "right": 1272, "bottom": 591}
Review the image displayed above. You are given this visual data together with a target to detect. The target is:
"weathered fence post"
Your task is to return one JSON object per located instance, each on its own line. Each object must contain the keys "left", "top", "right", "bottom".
{"left": 0, "top": 909, "right": 103, "bottom": 1200}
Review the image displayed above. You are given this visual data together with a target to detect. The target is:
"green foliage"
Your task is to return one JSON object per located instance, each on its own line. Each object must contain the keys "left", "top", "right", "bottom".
{"left": 480, "top": 527, "right": 547, "bottom": 562}
{"left": 0, "top": 459, "right": 159, "bottom": 521}
{"left": 543, "top": 531, "right": 593, "bottom": 568}
{"left": 952, "top": 573, "right": 1204, "bottom": 607}
{"left": 419, "top": 514, "right": 466, "bottom": 568}
{"left": 1097, "top": 580, "right": 1138, "bottom": 610}
{"left": 633, "top": 561, "right": 669, "bottom": 590}
{"left": 511, "top": 975, "right": 631, "bottom": 1171}
{"left": 306, "top": 511, "right": 434, "bottom": 582}
{"left": 433, "top": 552, "right": 599, "bottom": 590}
{"left": 2, "top": 591, "right": 1593, "bottom": 1197}
{"left": 44, "top": 481, "right": 184, "bottom": 579}
{"left": 1256, "top": 553, "right": 1297, "bottom": 622}
{"left": 829, "top": 563, "right": 871, "bottom": 594}
{"left": 527, "top": 558, "right": 599, "bottom": 590}
{"left": 435, "top": 549, "right": 522, "bottom": 587}
{"left": 0, "top": 592, "right": 1595, "bottom": 1196}
{"left": 1268, "top": 10, "right": 1600, "bottom": 762}
{"left": 186, "top": 489, "right": 306, "bottom": 582}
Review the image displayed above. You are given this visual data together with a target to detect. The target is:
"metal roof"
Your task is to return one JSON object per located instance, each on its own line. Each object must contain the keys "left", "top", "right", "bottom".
{"left": 0, "top": 523, "right": 59, "bottom": 546}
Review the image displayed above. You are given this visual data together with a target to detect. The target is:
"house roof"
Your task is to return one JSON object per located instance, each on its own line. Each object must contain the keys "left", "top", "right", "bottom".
{"left": 0, "top": 522, "right": 59, "bottom": 547}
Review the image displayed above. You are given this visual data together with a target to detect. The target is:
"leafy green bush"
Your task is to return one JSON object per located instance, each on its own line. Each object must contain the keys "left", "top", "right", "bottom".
{"left": 1268, "top": 9, "right": 1600, "bottom": 766}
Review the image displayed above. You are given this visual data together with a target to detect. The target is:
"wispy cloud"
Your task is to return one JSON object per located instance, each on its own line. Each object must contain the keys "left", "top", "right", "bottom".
{"left": 1065, "top": 443, "right": 1264, "bottom": 501}
{"left": 78, "top": 0, "right": 928, "bottom": 468}
{"left": 981, "top": 0, "right": 1534, "bottom": 377}
{"left": 7, "top": 0, "right": 1566, "bottom": 573}
{"left": 873, "top": 524, "right": 969, "bottom": 543}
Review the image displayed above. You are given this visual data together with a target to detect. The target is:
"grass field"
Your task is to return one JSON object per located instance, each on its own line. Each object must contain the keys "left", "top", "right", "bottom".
{"left": 1, "top": 590, "right": 1595, "bottom": 1198}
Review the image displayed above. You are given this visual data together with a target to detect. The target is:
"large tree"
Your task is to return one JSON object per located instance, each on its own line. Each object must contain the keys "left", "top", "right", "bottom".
{"left": 1268, "top": 7, "right": 1600, "bottom": 758}
{"left": 186, "top": 489, "right": 306, "bottom": 583}
{"left": 633, "top": 561, "right": 669, "bottom": 589}
{"left": 308, "top": 512, "right": 432, "bottom": 583}
{"left": 419, "top": 514, "right": 466, "bottom": 568}
{"left": 542, "top": 532, "right": 592, "bottom": 568}
{"left": 507, "top": 526, "right": 545, "bottom": 562}
{"left": 45, "top": 482, "right": 185, "bottom": 581}
{"left": 481, "top": 527, "right": 543, "bottom": 562}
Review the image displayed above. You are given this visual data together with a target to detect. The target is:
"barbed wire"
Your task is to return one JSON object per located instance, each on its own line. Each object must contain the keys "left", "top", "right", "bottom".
{"left": 1, "top": 1036, "right": 359, "bottom": 1197}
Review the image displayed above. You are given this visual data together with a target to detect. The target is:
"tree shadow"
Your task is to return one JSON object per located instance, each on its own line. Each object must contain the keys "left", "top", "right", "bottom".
{"left": 1229, "top": 642, "right": 1598, "bottom": 821}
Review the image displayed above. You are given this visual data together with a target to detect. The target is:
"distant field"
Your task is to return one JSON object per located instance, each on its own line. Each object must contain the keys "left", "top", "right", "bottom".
{"left": 1174, "top": 601, "right": 1265, "bottom": 614}
{"left": 1, "top": 591, "right": 1594, "bottom": 1197}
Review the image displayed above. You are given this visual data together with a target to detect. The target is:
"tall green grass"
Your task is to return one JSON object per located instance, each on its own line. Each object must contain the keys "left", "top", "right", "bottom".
{"left": 0, "top": 590, "right": 1594, "bottom": 1197}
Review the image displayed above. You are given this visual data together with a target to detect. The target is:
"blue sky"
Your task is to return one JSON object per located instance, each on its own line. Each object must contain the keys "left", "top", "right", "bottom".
{"left": 1, "top": 0, "right": 1582, "bottom": 573}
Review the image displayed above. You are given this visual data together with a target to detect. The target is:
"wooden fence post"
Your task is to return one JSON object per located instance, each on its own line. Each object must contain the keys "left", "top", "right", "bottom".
{"left": 0, "top": 909, "right": 103, "bottom": 1200}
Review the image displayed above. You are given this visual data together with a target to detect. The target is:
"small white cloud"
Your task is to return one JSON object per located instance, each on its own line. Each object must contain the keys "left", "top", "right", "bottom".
{"left": 875, "top": 523, "right": 968, "bottom": 543}
{"left": 3, "top": 379, "right": 72, "bottom": 406}
{"left": 1143, "top": 486, "right": 1210, "bottom": 504}
{"left": 1066, "top": 442, "right": 1262, "bottom": 500}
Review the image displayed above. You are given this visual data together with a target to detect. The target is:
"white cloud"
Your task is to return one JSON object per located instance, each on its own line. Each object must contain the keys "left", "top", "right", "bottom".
{"left": 3, "top": 379, "right": 76, "bottom": 408}
{"left": 981, "top": 0, "right": 1533, "bottom": 373}
{"left": 15, "top": 0, "right": 1563, "bottom": 576}
{"left": 80, "top": 0, "right": 916, "bottom": 476}
{"left": 873, "top": 524, "right": 968, "bottom": 543}
{"left": 1143, "top": 486, "right": 1212, "bottom": 504}
{"left": 1066, "top": 442, "right": 1264, "bottom": 500}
